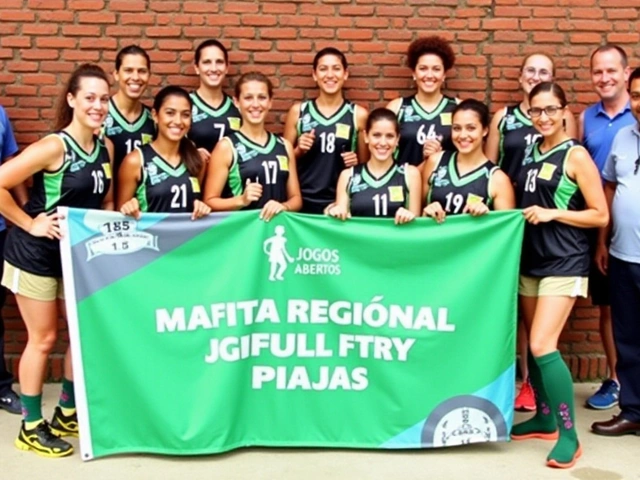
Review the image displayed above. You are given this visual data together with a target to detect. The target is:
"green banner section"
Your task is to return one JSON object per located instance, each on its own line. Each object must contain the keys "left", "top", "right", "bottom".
{"left": 59, "top": 208, "right": 524, "bottom": 460}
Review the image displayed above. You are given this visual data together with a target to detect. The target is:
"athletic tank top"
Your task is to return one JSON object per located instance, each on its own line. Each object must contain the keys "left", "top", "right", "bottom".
{"left": 297, "top": 100, "right": 358, "bottom": 208}
{"left": 497, "top": 105, "right": 541, "bottom": 182}
{"left": 102, "top": 98, "right": 155, "bottom": 190}
{"left": 189, "top": 92, "right": 241, "bottom": 154}
{"left": 516, "top": 139, "right": 589, "bottom": 276}
{"left": 134, "top": 144, "right": 201, "bottom": 214}
{"left": 396, "top": 95, "right": 457, "bottom": 166}
{"left": 225, "top": 131, "right": 290, "bottom": 209}
{"left": 4, "top": 132, "right": 111, "bottom": 276}
{"left": 427, "top": 151, "right": 497, "bottom": 215}
{"left": 348, "top": 163, "right": 409, "bottom": 218}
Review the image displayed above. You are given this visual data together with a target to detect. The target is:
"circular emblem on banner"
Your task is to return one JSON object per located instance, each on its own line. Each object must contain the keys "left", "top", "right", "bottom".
{"left": 421, "top": 395, "right": 507, "bottom": 447}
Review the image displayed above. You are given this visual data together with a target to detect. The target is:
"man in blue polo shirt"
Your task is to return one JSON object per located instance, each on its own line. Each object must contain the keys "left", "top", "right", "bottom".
{"left": 0, "top": 106, "right": 22, "bottom": 414}
{"left": 579, "top": 44, "right": 634, "bottom": 410}
{"left": 591, "top": 67, "right": 640, "bottom": 436}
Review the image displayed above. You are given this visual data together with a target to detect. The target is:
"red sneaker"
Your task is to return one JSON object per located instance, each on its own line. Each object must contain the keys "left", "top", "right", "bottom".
{"left": 515, "top": 378, "right": 536, "bottom": 412}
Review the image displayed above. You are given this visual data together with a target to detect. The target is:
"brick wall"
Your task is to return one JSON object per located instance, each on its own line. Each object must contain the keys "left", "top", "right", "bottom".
{"left": 1, "top": 0, "right": 638, "bottom": 381}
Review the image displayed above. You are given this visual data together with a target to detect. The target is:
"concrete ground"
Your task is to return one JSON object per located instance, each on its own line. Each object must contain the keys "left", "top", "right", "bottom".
{"left": 0, "top": 383, "right": 639, "bottom": 480}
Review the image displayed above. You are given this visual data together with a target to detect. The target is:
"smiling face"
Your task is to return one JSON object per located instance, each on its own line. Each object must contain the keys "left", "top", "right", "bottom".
{"left": 68, "top": 76, "right": 110, "bottom": 130}
{"left": 414, "top": 54, "right": 445, "bottom": 95}
{"left": 451, "top": 109, "right": 487, "bottom": 155}
{"left": 313, "top": 54, "right": 348, "bottom": 96}
{"left": 153, "top": 94, "right": 192, "bottom": 143}
{"left": 195, "top": 45, "right": 229, "bottom": 90}
{"left": 591, "top": 49, "right": 630, "bottom": 103}
{"left": 529, "top": 90, "right": 566, "bottom": 138}
{"left": 114, "top": 54, "right": 150, "bottom": 100}
{"left": 365, "top": 118, "right": 399, "bottom": 163}
{"left": 235, "top": 80, "right": 272, "bottom": 126}
{"left": 520, "top": 54, "right": 554, "bottom": 95}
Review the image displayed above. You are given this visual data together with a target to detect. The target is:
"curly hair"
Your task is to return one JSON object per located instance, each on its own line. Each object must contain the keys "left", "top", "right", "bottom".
{"left": 406, "top": 36, "right": 455, "bottom": 71}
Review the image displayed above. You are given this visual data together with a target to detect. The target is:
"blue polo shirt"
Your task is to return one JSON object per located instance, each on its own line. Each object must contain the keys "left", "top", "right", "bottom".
{"left": 602, "top": 123, "right": 640, "bottom": 264}
{"left": 0, "top": 106, "right": 19, "bottom": 232}
{"left": 582, "top": 101, "right": 635, "bottom": 174}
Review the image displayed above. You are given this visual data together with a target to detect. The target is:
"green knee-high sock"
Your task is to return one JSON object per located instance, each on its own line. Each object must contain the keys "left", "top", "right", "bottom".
{"left": 59, "top": 378, "right": 76, "bottom": 412}
{"left": 536, "top": 351, "right": 580, "bottom": 464}
{"left": 511, "top": 351, "right": 557, "bottom": 436}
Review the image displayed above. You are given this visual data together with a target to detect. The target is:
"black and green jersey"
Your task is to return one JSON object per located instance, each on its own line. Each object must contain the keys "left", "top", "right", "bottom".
{"left": 396, "top": 95, "right": 456, "bottom": 166}
{"left": 297, "top": 100, "right": 358, "bottom": 211}
{"left": 189, "top": 92, "right": 241, "bottom": 154}
{"left": 102, "top": 98, "right": 155, "bottom": 186}
{"left": 226, "top": 131, "right": 289, "bottom": 209}
{"left": 516, "top": 139, "right": 589, "bottom": 277}
{"left": 348, "top": 163, "right": 408, "bottom": 218}
{"left": 4, "top": 131, "right": 111, "bottom": 277}
{"left": 135, "top": 144, "right": 201, "bottom": 214}
{"left": 427, "top": 151, "right": 497, "bottom": 215}
{"left": 497, "top": 105, "right": 541, "bottom": 182}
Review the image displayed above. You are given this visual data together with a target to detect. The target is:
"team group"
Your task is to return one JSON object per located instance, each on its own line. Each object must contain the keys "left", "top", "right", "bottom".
{"left": 0, "top": 35, "right": 639, "bottom": 470}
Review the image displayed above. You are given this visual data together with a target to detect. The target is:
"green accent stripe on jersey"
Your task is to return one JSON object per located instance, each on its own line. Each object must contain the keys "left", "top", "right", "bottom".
{"left": 44, "top": 162, "right": 70, "bottom": 211}
{"left": 151, "top": 155, "right": 187, "bottom": 178}
{"left": 190, "top": 92, "right": 232, "bottom": 118}
{"left": 236, "top": 132, "right": 276, "bottom": 155}
{"left": 513, "top": 106, "right": 532, "bottom": 127}
{"left": 448, "top": 153, "right": 490, "bottom": 187}
{"left": 60, "top": 132, "right": 101, "bottom": 163}
{"left": 486, "top": 167, "right": 498, "bottom": 207}
{"left": 411, "top": 96, "right": 449, "bottom": 121}
{"left": 351, "top": 104, "right": 359, "bottom": 151}
{"left": 361, "top": 164, "right": 398, "bottom": 189}
{"left": 532, "top": 139, "right": 572, "bottom": 163}
{"left": 227, "top": 138, "right": 243, "bottom": 196}
{"left": 109, "top": 98, "right": 151, "bottom": 133}
{"left": 135, "top": 183, "right": 149, "bottom": 212}
{"left": 134, "top": 146, "right": 149, "bottom": 212}
{"left": 554, "top": 147, "right": 579, "bottom": 210}
{"left": 308, "top": 101, "right": 351, "bottom": 127}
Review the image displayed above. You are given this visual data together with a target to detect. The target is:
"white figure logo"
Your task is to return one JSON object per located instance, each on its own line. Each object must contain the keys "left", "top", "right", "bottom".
{"left": 263, "top": 225, "right": 294, "bottom": 281}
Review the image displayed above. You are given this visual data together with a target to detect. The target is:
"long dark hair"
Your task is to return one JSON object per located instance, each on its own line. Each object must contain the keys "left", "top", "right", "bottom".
{"left": 153, "top": 86, "right": 202, "bottom": 177}
{"left": 54, "top": 63, "right": 110, "bottom": 131}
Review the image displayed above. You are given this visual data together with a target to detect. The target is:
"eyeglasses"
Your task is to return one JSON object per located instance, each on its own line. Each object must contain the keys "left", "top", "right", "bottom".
{"left": 635, "top": 138, "right": 640, "bottom": 175}
{"left": 523, "top": 67, "right": 552, "bottom": 79}
{"left": 528, "top": 106, "right": 563, "bottom": 118}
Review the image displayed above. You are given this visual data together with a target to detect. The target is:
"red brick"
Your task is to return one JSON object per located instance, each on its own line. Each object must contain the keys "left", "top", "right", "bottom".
{"left": 68, "top": 0, "right": 105, "bottom": 9}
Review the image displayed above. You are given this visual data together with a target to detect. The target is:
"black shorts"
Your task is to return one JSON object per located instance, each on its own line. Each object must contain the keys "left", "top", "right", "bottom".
{"left": 587, "top": 228, "right": 610, "bottom": 306}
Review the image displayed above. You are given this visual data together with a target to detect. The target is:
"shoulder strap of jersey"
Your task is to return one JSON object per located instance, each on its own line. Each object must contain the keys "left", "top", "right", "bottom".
{"left": 496, "top": 106, "right": 511, "bottom": 133}
{"left": 224, "top": 134, "right": 238, "bottom": 169}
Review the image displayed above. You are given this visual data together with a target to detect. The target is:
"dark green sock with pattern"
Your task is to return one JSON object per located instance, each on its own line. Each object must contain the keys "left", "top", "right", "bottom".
{"left": 511, "top": 351, "right": 557, "bottom": 437}
{"left": 536, "top": 351, "right": 580, "bottom": 465}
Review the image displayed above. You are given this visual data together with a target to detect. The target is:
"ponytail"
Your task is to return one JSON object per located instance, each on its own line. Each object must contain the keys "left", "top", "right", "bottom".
{"left": 180, "top": 137, "right": 202, "bottom": 177}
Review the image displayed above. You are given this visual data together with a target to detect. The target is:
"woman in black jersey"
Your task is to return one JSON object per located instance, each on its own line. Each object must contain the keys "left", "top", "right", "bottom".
{"left": 283, "top": 47, "right": 368, "bottom": 214}
{"left": 102, "top": 46, "right": 155, "bottom": 193}
{"left": 485, "top": 53, "right": 577, "bottom": 414}
{"left": 117, "top": 86, "right": 211, "bottom": 220}
{"left": 511, "top": 83, "right": 607, "bottom": 469}
{"left": 387, "top": 36, "right": 459, "bottom": 168}
{"left": 423, "top": 99, "right": 514, "bottom": 222}
{"left": 328, "top": 108, "right": 421, "bottom": 223}
{"left": 0, "top": 64, "right": 114, "bottom": 457}
{"left": 204, "top": 72, "right": 302, "bottom": 221}
{"left": 189, "top": 39, "right": 241, "bottom": 162}
{"left": 486, "top": 53, "right": 577, "bottom": 182}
